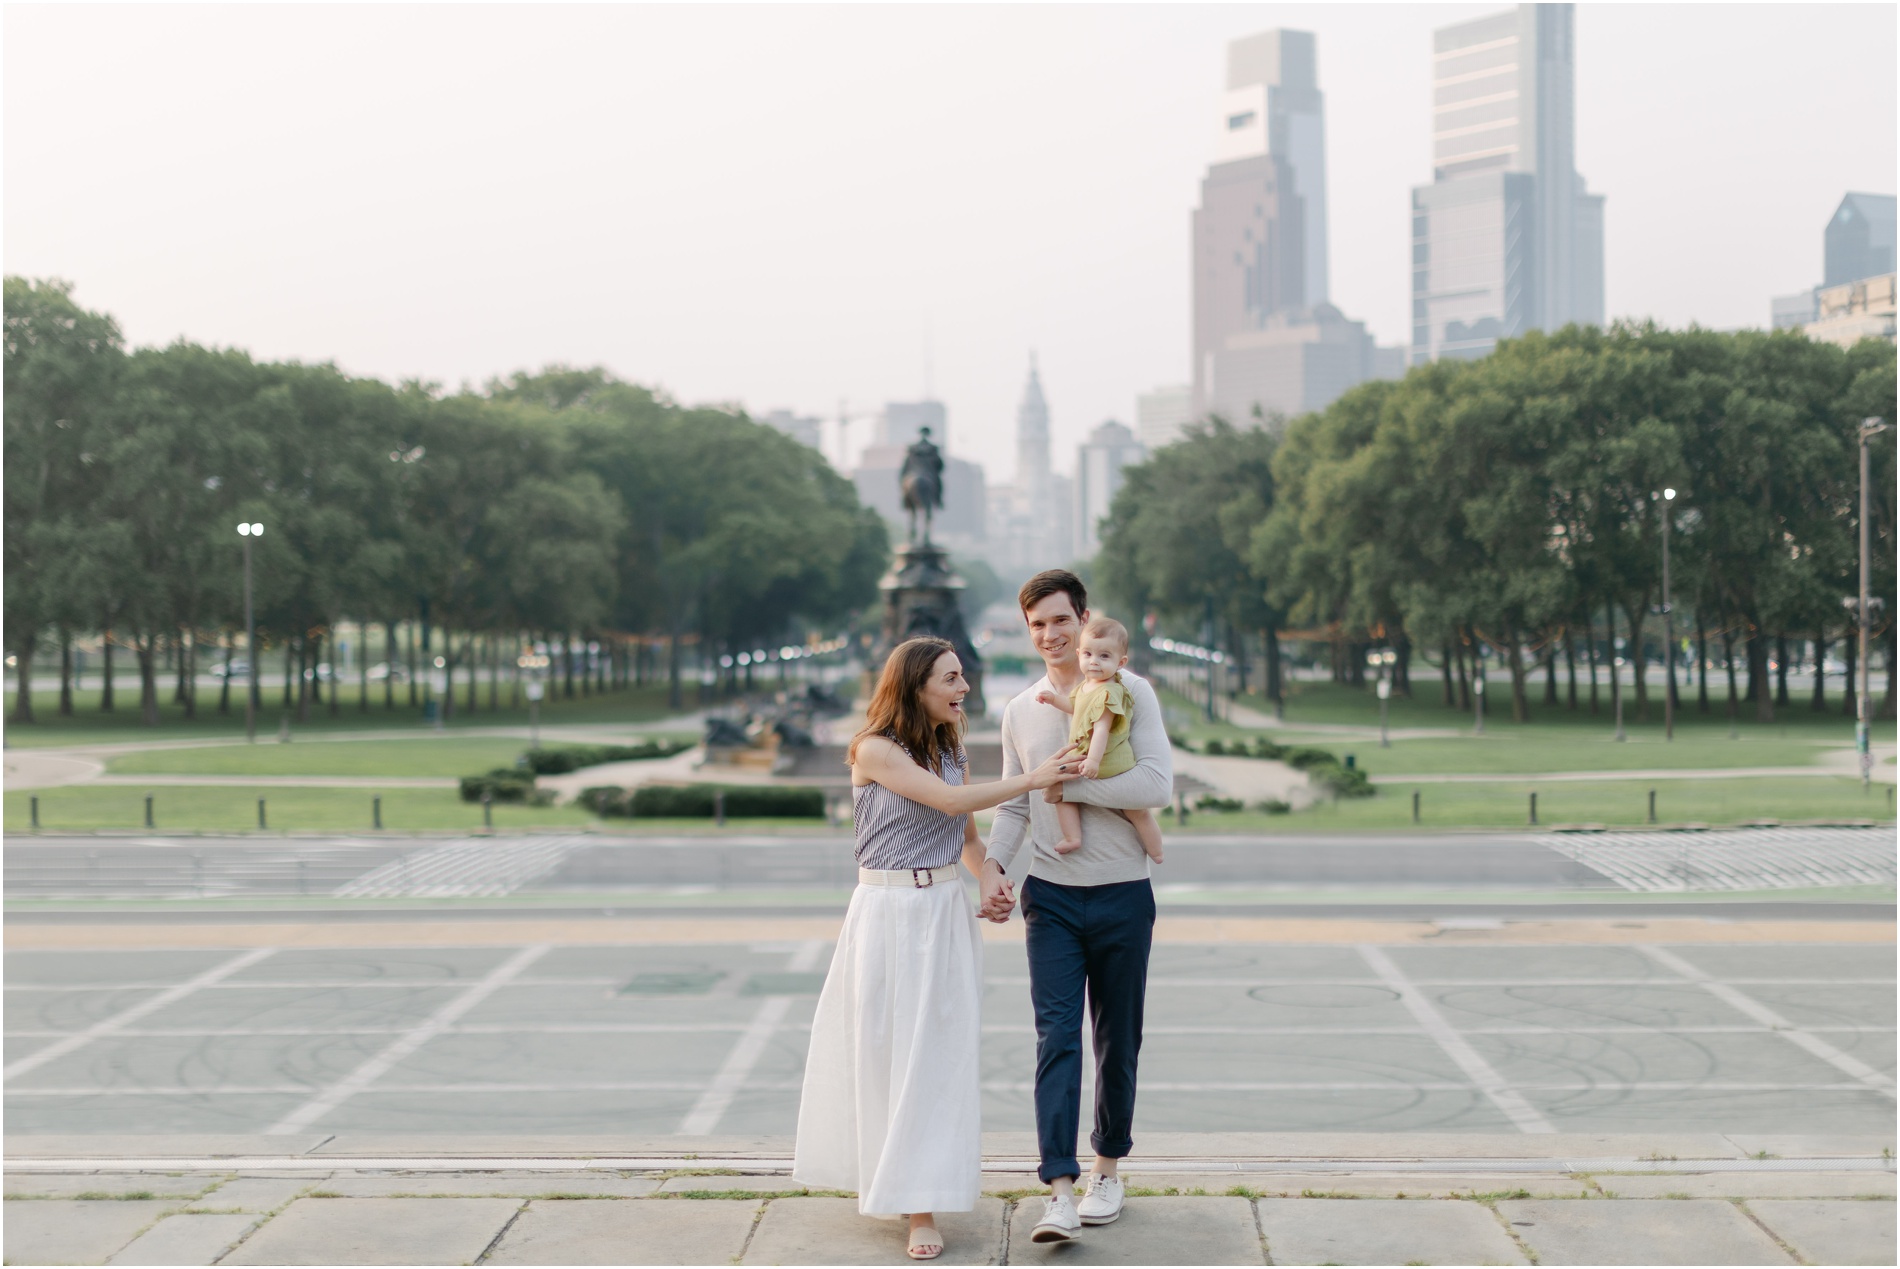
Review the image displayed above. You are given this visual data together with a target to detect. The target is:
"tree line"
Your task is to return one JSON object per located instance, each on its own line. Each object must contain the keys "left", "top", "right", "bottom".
{"left": 4, "top": 277, "right": 888, "bottom": 724}
{"left": 1100, "top": 322, "right": 1896, "bottom": 724}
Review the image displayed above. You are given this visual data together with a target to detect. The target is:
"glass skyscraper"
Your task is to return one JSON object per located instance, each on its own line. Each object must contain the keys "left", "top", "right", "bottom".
{"left": 1410, "top": 3, "right": 1605, "bottom": 364}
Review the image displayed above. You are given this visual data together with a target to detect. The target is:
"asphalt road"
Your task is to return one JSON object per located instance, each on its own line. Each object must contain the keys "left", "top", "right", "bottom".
{"left": 6, "top": 939, "right": 1893, "bottom": 1139}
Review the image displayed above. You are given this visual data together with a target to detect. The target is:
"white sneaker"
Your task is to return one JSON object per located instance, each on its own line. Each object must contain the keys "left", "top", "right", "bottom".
{"left": 1030, "top": 1193, "right": 1082, "bottom": 1243}
{"left": 1076, "top": 1173, "right": 1125, "bottom": 1225}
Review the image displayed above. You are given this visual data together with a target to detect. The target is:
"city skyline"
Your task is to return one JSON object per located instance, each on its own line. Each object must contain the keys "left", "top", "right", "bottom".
{"left": 6, "top": 4, "right": 1893, "bottom": 486}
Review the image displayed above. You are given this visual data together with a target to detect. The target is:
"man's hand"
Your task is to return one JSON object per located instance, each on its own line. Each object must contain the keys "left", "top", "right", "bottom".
{"left": 978, "top": 858, "right": 1015, "bottom": 922}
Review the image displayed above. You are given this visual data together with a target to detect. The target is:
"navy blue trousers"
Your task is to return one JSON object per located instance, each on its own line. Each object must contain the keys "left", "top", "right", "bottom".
{"left": 1021, "top": 875, "right": 1155, "bottom": 1183}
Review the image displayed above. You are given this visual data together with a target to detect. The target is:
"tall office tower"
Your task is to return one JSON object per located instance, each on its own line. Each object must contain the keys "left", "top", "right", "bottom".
{"left": 1193, "top": 29, "right": 1397, "bottom": 423}
{"left": 762, "top": 409, "right": 823, "bottom": 452}
{"left": 1410, "top": 3, "right": 1606, "bottom": 364}
{"left": 1825, "top": 193, "right": 1897, "bottom": 287}
{"left": 1225, "top": 30, "right": 1329, "bottom": 304}
{"left": 1074, "top": 421, "right": 1145, "bottom": 559}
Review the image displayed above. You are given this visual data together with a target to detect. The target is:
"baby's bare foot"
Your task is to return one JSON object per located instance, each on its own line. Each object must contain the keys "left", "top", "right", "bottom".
{"left": 1053, "top": 838, "right": 1083, "bottom": 854}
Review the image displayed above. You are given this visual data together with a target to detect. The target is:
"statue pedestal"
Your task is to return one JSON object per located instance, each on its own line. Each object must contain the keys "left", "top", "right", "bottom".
{"left": 871, "top": 542, "right": 984, "bottom": 717}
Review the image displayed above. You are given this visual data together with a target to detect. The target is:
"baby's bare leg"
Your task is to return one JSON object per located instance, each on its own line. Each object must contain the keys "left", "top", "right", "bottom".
{"left": 1053, "top": 799, "right": 1084, "bottom": 854}
{"left": 1120, "top": 808, "right": 1165, "bottom": 863}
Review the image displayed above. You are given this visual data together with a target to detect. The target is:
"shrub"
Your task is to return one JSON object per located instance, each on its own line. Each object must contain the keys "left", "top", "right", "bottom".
{"left": 626, "top": 784, "right": 825, "bottom": 819}
{"left": 576, "top": 786, "right": 629, "bottom": 816}
{"left": 1202, "top": 739, "right": 1226, "bottom": 756}
{"left": 1255, "top": 798, "right": 1292, "bottom": 815}
{"left": 1195, "top": 794, "right": 1244, "bottom": 812}
{"left": 520, "top": 739, "right": 694, "bottom": 776}
{"left": 459, "top": 768, "right": 541, "bottom": 803}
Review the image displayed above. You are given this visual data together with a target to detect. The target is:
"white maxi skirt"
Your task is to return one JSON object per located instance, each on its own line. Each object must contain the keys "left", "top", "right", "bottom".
{"left": 792, "top": 878, "right": 983, "bottom": 1217}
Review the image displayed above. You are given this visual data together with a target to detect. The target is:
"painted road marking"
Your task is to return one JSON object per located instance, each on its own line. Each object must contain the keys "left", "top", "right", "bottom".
{"left": 2, "top": 947, "right": 276, "bottom": 1080}
{"left": 1637, "top": 944, "right": 1896, "bottom": 1099}
{"left": 1358, "top": 945, "right": 1556, "bottom": 1134}
{"left": 264, "top": 944, "right": 552, "bottom": 1134}
{"left": 676, "top": 939, "right": 825, "bottom": 1134}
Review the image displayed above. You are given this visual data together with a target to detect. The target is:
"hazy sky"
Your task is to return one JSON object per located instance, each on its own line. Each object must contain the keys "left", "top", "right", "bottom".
{"left": 7, "top": 4, "right": 1894, "bottom": 483}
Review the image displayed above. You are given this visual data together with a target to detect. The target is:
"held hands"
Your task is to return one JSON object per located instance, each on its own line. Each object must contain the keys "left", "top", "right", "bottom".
{"left": 977, "top": 860, "right": 1014, "bottom": 923}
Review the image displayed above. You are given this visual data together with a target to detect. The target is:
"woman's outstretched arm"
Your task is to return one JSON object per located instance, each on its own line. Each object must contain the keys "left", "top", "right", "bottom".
{"left": 854, "top": 734, "right": 1080, "bottom": 817}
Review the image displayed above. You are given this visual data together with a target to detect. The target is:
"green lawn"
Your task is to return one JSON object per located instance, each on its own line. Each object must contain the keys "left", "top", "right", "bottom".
{"left": 0, "top": 683, "right": 697, "bottom": 748}
{"left": 104, "top": 737, "right": 537, "bottom": 777}
{"left": 5, "top": 785, "right": 843, "bottom": 835}
{"left": 1243, "top": 732, "right": 1851, "bottom": 776}
{"left": 1180, "top": 776, "right": 1893, "bottom": 833}
{"left": 1241, "top": 674, "right": 1890, "bottom": 734}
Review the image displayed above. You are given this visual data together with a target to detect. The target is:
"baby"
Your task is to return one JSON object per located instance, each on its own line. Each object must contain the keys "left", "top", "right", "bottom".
{"left": 1034, "top": 615, "right": 1166, "bottom": 863}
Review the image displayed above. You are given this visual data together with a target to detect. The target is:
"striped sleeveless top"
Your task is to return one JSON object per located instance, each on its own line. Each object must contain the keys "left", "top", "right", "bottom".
{"left": 853, "top": 734, "right": 967, "bottom": 871}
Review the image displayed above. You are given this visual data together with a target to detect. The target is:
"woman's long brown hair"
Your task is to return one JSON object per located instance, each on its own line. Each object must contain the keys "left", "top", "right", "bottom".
{"left": 848, "top": 637, "right": 966, "bottom": 773}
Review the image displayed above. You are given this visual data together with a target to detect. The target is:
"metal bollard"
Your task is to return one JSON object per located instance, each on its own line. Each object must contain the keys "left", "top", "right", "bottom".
{"left": 1411, "top": 790, "right": 1420, "bottom": 825}
{"left": 373, "top": 795, "right": 383, "bottom": 830}
{"left": 1529, "top": 791, "right": 1538, "bottom": 826}
{"left": 482, "top": 791, "right": 493, "bottom": 829}
{"left": 1647, "top": 789, "right": 1657, "bottom": 825}
{"left": 713, "top": 789, "right": 726, "bottom": 826}
{"left": 144, "top": 794, "right": 155, "bottom": 829}
{"left": 30, "top": 795, "right": 39, "bottom": 830}
{"left": 258, "top": 798, "right": 268, "bottom": 831}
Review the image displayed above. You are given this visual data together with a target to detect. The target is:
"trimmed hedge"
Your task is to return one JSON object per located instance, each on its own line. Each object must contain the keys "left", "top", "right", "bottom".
{"left": 521, "top": 739, "right": 693, "bottom": 775}
{"left": 623, "top": 784, "right": 826, "bottom": 819}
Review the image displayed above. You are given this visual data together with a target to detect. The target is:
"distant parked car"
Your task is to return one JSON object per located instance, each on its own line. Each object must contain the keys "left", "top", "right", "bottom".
{"left": 210, "top": 659, "right": 251, "bottom": 680}
{"left": 300, "top": 663, "right": 336, "bottom": 683}
{"left": 367, "top": 662, "right": 410, "bottom": 682}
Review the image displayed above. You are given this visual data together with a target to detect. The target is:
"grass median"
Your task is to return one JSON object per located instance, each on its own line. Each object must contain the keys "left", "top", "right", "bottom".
{"left": 1178, "top": 775, "right": 1891, "bottom": 832}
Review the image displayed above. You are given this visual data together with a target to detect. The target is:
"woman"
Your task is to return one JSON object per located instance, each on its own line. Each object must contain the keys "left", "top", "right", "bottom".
{"left": 793, "top": 637, "right": 1079, "bottom": 1260}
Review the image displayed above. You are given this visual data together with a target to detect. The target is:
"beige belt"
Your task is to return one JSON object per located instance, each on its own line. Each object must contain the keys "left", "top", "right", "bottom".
{"left": 858, "top": 864, "right": 960, "bottom": 888}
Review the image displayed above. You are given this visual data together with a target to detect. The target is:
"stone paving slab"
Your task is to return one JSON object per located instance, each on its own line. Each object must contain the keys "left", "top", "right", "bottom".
{"left": 743, "top": 1196, "right": 1006, "bottom": 1265}
{"left": 2, "top": 1198, "right": 183, "bottom": 1265}
{"left": 1004, "top": 1195, "right": 1263, "bottom": 1265}
{"left": 1219, "top": 1173, "right": 1589, "bottom": 1199}
{"left": 483, "top": 1196, "right": 760, "bottom": 1265}
{"left": 1747, "top": 1198, "right": 1898, "bottom": 1266}
{"left": 191, "top": 1176, "right": 315, "bottom": 1211}
{"left": 219, "top": 1196, "right": 522, "bottom": 1265}
{"left": 659, "top": 1173, "right": 814, "bottom": 1194}
{"left": 1255, "top": 1197, "right": 1527, "bottom": 1265}
{"left": 318, "top": 1170, "right": 660, "bottom": 1197}
{"left": 1496, "top": 1197, "right": 1793, "bottom": 1265}
{"left": 2, "top": 1172, "right": 218, "bottom": 1199}
{"left": 1599, "top": 1172, "right": 1896, "bottom": 1198}
{"left": 105, "top": 1212, "right": 259, "bottom": 1266}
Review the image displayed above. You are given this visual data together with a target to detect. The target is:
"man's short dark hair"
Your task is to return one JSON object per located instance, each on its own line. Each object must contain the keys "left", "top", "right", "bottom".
{"left": 1018, "top": 569, "right": 1088, "bottom": 619}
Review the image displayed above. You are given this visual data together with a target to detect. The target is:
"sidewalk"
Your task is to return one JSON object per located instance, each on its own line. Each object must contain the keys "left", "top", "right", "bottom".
{"left": 6, "top": 1134, "right": 1892, "bottom": 1265}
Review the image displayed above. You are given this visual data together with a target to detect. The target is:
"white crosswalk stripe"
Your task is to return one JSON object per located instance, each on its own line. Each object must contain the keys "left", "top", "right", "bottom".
{"left": 332, "top": 835, "right": 585, "bottom": 897}
{"left": 1542, "top": 826, "right": 1895, "bottom": 892}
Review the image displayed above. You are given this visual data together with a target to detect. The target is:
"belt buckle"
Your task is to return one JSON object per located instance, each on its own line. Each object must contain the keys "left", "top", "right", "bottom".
{"left": 912, "top": 867, "right": 934, "bottom": 889}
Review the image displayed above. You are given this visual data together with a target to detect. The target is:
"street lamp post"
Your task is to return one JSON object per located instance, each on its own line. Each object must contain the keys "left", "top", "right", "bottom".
{"left": 1659, "top": 488, "right": 1677, "bottom": 742}
{"left": 1371, "top": 647, "right": 1396, "bottom": 747}
{"left": 1612, "top": 603, "right": 1626, "bottom": 742}
{"left": 1473, "top": 664, "right": 1485, "bottom": 735}
{"left": 237, "top": 523, "right": 263, "bottom": 742}
{"left": 1858, "top": 418, "right": 1890, "bottom": 788}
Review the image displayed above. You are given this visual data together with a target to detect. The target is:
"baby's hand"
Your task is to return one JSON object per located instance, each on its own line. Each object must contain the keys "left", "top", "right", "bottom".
{"left": 1077, "top": 759, "right": 1100, "bottom": 779}
{"left": 1034, "top": 689, "right": 1059, "bottom": 708}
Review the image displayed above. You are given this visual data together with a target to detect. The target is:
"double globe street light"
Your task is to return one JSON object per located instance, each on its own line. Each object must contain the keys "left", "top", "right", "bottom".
{"left": 236, "top": 522, "right": 264, "bottom": 742}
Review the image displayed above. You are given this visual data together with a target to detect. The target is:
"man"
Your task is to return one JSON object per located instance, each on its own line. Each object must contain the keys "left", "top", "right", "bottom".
{"left": 977, "top": 569, "right": 1173, "bottom": 1243}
